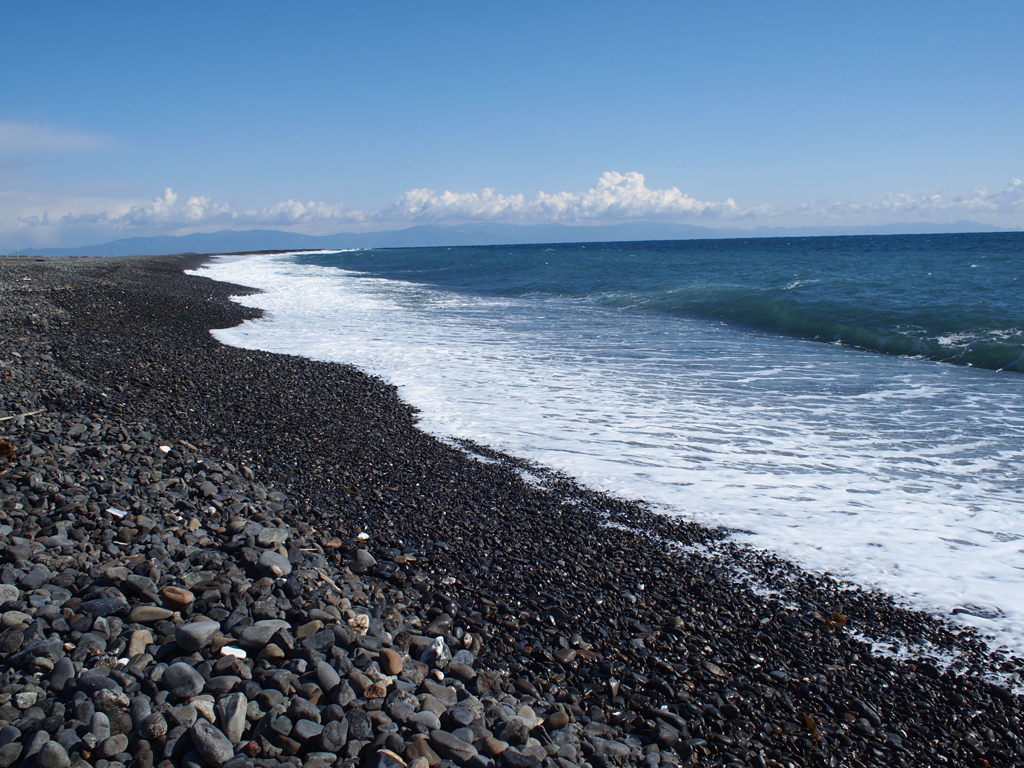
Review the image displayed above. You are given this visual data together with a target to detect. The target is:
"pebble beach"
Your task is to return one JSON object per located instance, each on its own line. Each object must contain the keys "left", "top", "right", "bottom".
{"left": 1, "top": 253, "right": 1021, "bottom": 768}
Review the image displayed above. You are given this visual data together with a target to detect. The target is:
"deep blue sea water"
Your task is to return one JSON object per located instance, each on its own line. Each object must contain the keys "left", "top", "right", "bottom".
{"left": 195, "top": 232, "right": 1024, "bottom": 654}
{"left": 297, "top": 232, "right": 1024, "bottom": 372}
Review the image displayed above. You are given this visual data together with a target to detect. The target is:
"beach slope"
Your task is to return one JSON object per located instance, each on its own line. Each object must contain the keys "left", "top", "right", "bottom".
{"left": 0, "top": 254, "right": 1020, "bottom": 768}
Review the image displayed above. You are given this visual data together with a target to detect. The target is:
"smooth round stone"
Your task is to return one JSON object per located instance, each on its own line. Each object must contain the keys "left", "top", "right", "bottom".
{"left": 378, "top": 648, "right": 404, "bottom": 676}
{"left": 256, "top": 528, "right": 289, "bottom": 547}
{"left": 2, "top": 610, "right": 31, "bottom": 628}
{"left": 36, "top": 741, "right": 71, "bottom": 768}
{"left": 160, "top": 586, "right": 195, "bottom": 607}
{"left": 89, "top": 712, "right": 111, "bottom": 742}
{"left": 131, "top": 605, "right": 176, "bottom": 623}
{"left": 191, "top": 720, "right": 235, "bottom": 767}
{"left": 315, "top": 661, "right": 341, "bottom": 693}
{"left": 0, "top": 743, "right": 21, "bottom": 768}
{"left": 20, "top": 566, "right": 51, "bottom": 590}
{"left": 163, "top": 662, "right": 206, "bottom": 699}
{"left": 177, "top": 621, "right": 221, "bottom": 652}
{"left": 351, "top": 549, "right": 377, "bottom": 574}
{"left": 0, "top": 585, "right": 19, "bottom": 605}
{"left": 237, "top": 620, "right": 290, "bottom": 648}
{"left": 127, "top": 629, "right": 154, "bottom": 657}
{"left": 0, "top": 726, "right": 20, "bottom": 748}
{"left": 257, "top": 551, "right": 292, "bottom": 578}
{"left": 408, "top": 711, "right": 441, "bottom": 731}
{"left": 49, "top": 658, "right": 75, "bottom": 693}
{"left": 97, "top": 734, "right": 129, "bottom": 759}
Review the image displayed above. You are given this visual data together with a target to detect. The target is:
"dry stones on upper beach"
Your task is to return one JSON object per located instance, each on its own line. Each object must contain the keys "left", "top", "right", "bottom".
{"left": 0, "top": 256, "right": 1022, "bottom": 768}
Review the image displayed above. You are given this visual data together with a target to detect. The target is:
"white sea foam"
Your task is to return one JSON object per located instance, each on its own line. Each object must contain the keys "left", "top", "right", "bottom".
{"left": 190, "top": 252, "right": 1024, "bottom": 655}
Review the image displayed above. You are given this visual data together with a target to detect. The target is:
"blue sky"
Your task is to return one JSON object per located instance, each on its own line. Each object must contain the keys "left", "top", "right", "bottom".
{"left": 3, "top": 1, "right": 1022, "bottom": 247}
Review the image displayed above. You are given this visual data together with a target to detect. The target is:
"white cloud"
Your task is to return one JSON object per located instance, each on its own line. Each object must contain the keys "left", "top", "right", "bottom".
{"left": 380, "top": 171, "right": 741, "bottom": 223}
{"left": 0, "top": 120, "right": 107, "bottom": 153}
{"left": 776, "top": 178, "right": 1024, "bottom": 225}
{"left": 7, "top": 173, "right": 1023, "bottom": 247}
{"left": 18, "top": 187, "right": 366, "bottom": 232}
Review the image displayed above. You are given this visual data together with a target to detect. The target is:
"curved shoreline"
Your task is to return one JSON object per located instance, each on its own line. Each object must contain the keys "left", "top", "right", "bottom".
{"left": 1, "top": 253, "right": 1021, "bottom": 767}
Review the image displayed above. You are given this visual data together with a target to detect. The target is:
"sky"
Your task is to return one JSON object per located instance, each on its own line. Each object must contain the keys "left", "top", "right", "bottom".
{"left": 3, "top": 1, "right": 1023, "bottom": 248}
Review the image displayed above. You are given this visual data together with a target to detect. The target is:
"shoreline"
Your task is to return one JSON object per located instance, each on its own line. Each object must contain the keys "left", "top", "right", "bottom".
{"left": 1, "top": 253, "right": 1021, "bottom": 767}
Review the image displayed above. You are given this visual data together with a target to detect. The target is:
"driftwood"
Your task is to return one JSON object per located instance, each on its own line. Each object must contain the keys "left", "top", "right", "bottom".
{"left": 0, "top": 408, "right": 44, "bottom": 422}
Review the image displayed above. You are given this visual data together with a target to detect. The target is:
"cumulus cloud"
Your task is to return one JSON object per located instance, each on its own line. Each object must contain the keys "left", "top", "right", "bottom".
{"left": 19, "top": 187, "right": 365, "bottom": 232}
{"left": 9, "top": 173, "right": 1024, "bottom": 247}
{"left": 380, "top": 171, "right": 741, "bottom": 223}
{"left": 0, "top": 121, "right": 107, "bottom": 153}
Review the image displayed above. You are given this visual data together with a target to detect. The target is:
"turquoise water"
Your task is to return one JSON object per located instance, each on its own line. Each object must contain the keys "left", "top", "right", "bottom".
{"left": 297, "top": 232, "right": 1024, "bottom": 372}
{"left": 197, "top": 232, "right": 1024, "bottom": 653}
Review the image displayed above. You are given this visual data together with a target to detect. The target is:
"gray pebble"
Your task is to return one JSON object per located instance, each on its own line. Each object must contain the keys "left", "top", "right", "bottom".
{"left": 319, "top": 719, "right": 348, "bottom": 751}
{"left": 257, "top": 551, "right": 292, "bottom": 577}
{"left": 351, "top": 549, "right": 377, "bottom": 574}
{"left": 163, "top": 661, "right": 206, "bottom": 699}
{"left": 80, "top": 594, "right": 129, "bottom": 616}
{"left": 36, "top": 741, "right": 71, "bottom": 768}
{"left": 293, "top": 719, "right": 324, "bottom": 741}
{"left": 430, "top": 730, "right": 478, "bottom": 763}
{"left": 0, "top": 743, "right": 21, "bottom": 768}
{"left": 98, "top": 733, "right": 129, "bottom": 759}
{"left": 256, "top": 527, "right": 289, "bottom": 547}
{"left": 217, "top": 692, "right": 247, "bottom": 744}
{"left": 315, "top": 661, "right": 341, "bottom": 693}
{"left": 191, "top": 720, "right": 235, "bottom": 767}
{"left": 176, "top": 620, "right": 221, "bottom": 652}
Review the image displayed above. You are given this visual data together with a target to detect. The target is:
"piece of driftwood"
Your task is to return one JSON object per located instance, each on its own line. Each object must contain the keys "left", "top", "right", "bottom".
{"left": 0, "top": 408, "right": 44, "bottom": 422}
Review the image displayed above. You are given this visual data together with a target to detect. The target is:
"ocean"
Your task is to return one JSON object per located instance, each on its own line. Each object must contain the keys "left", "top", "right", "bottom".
{"left": 192, "top": 232, "right": 1024, "bottom": 654}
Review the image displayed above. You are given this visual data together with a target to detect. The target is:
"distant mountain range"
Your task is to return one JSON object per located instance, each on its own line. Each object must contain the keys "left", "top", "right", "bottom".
{"left": 13, "top": 220, "right": 1011, "bottom": 257}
